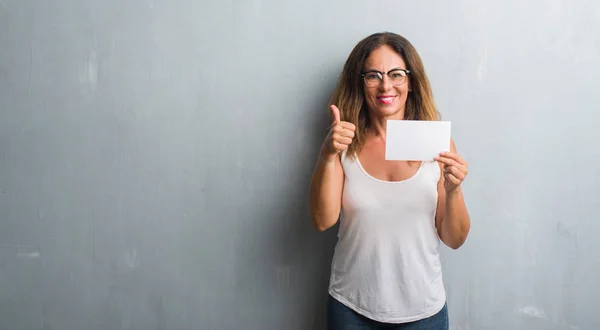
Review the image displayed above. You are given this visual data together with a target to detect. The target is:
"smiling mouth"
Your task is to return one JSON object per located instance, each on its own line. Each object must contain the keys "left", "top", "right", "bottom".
{"left": 377, "top": 95, "right": 396, "bottom": 104}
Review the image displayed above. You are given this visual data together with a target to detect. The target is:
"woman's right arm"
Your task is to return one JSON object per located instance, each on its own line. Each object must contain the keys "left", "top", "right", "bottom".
{"left": 309, "top": 154, "right": 345, "bottom": 231}
{"left": 309, "top": 105, "right": 355, "bottom": 232}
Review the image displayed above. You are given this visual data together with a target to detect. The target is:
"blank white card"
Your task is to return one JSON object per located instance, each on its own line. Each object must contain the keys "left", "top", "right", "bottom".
{"left": 385, "top": 120, "right": 451, "bottom": 161}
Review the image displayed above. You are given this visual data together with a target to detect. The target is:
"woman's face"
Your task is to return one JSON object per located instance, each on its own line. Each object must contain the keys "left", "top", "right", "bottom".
{"left": 362, "top": 45, "right": 411, "bottom": 120}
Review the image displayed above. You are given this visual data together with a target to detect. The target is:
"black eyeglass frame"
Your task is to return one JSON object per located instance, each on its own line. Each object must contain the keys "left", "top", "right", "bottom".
{"left": 360, "top": 68, "right": 411, "bottom": 86}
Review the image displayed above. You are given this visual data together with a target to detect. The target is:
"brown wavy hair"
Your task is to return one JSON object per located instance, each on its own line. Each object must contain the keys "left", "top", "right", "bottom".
{"left": 329, "top": 32, "right": 440, "bottom": 159}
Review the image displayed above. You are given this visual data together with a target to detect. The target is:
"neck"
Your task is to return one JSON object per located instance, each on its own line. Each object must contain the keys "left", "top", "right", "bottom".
{"left": 368, "top": 110, "right": 404, "bottom": 141}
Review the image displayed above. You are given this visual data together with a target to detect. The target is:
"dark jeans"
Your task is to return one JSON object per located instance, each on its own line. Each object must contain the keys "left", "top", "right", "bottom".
{"left": 326, "top": 295, "right": 449, "bottom": 330}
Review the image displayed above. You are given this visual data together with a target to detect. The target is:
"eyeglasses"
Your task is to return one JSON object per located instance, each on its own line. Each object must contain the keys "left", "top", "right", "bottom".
{"left": 361, "top": 69, "right": 410, "bottom": 87}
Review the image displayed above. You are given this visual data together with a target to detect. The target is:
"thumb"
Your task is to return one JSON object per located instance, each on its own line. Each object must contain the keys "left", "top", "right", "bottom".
{"left": 330, "top": 105, "right": 341, "bottom": 123}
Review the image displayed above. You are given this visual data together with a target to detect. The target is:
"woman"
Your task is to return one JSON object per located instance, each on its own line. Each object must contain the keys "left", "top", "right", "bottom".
{"left": 309, "top": 32, "right": 471, "bottom": 329}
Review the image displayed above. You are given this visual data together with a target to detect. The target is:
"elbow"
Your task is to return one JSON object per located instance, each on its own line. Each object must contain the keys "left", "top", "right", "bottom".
{"left": 311, "top": 216, "right": 336, "bottom": 232}
{"left": 441, "top": 217, "right": 470, "bottom": 250}
{"left": 310, "top": 212, "right": 338, "bottom": 232}
{"left": 447, "top": 240, "right": 465, "bottom": 250}
{"left": 315, "top": 223, "right": 331, "bottom": 232}
{"left": 445, "top": 233, "right": 468, "bottom": 250}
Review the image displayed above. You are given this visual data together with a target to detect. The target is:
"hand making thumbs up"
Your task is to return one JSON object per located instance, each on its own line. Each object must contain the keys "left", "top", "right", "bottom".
{"left": 320, "top": 105, "right": 356, "bottom": 162}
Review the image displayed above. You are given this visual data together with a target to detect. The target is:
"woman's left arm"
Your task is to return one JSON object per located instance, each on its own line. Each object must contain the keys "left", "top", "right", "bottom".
{"left": 434, "top": 139, "right": 471, "bottom": 249}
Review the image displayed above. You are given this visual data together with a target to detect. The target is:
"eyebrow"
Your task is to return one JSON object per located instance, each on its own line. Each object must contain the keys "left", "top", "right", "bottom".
{"left": 362, "top": 67, "right": 406, "bottom": 72}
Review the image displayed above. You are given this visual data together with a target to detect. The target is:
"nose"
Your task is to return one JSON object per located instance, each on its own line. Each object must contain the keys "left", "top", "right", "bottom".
{"left": 379, "top": 74, "right": 392, "bottom": 91}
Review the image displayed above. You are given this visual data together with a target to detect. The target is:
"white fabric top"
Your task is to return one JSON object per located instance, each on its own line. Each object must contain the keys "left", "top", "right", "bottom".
{"left": 328, "top": 151, "right": 447, "bottom": 323}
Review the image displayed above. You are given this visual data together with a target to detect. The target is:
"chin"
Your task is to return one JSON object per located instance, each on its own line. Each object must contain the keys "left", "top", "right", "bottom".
{"left": 378, "top": 106, "right": 404, "bottom": 118}
{"left": 368, "top": 100, "right": 404, "bottom": 117}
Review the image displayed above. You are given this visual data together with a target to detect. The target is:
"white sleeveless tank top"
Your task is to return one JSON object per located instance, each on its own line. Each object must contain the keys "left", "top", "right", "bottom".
{"left": 328, "top": 150, "right": 447, "bottom": 323}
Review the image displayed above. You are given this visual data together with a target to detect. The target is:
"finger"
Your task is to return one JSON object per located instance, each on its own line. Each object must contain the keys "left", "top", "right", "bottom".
{"left": 336, "top": 128, "right": 355, "bottom": 139}
{"left": 435, "top": 156, "right": 461, "bottom": 168}
{"left": 333, "top": 134, "right": 353, "bottom": 145}
{"left": 332, "top": 141, "right": 348, "bottom": 151}
{"left": 330, "top": 105, "right": 341, "bottom": 123}
{"left": 330, "top": 122, "right": 355, "bottom": 135}
{"left": 439, "top": 151, "right": 466, "bottom": 165}
{"left": 339, "top": 121, "right": 356, "bottom": 131}
{"left": 444, "top": 172, "right": 462, "bottom": 186}
{"left": 444, "top": 166, "right": 465, "bottom": 180}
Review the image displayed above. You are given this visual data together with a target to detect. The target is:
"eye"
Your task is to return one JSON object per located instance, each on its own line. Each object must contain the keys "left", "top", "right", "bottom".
{"left": 390, "top": 71, "right": 406, "bottom": 78}
{"left": 364, "top": 73, "right": 380, "bottom": 80}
